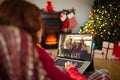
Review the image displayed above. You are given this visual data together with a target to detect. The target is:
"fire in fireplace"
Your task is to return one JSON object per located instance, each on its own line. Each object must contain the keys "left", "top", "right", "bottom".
{"left": 45, "top": 34, "right": 57, "bottom": 45}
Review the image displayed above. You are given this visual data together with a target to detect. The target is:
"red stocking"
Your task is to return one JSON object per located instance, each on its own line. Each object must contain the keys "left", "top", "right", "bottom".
{"left": 60, "top": 13, "right": 69, "bottom": 32}
{"left": 67, "top": 12, "right": 78, "bottom": 29}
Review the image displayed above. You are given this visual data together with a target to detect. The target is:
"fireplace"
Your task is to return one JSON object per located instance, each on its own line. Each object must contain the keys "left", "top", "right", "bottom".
{"left": 41, "top": 12, "right": 62, "bottom": 49}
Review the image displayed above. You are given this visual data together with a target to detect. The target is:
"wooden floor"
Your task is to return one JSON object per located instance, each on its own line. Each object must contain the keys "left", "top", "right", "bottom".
{"left": 94, "top": 57, "right": 120, "bottom": 80}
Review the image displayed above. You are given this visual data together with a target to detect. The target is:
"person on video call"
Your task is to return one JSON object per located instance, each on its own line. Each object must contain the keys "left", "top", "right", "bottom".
{"left": 64, "top": 38, "right": 74, "bottom": 57}
{"left": 75, "top": 39, "right": 87, "bottom": 59}
{"left": 0, "top": 0, "right": 87, "bottom": 80}
{"left": 79, "top": 39, "right": 87, "bottom": 50}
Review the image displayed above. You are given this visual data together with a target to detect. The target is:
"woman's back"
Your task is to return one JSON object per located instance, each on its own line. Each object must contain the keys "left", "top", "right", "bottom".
{"left": 0, "top": 26, "right": 49, "bottom": 80}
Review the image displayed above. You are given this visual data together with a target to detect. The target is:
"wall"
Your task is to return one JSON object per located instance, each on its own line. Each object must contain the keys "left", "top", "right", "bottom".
{"left": 27, "top": 0, "right": 94, "bottom": 33}
{"left": 0, "top": 0, "right": 94, "bottom": 33}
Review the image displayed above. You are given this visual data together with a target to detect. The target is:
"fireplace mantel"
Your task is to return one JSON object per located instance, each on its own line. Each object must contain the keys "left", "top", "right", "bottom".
{"left": 41, "top": 12, "right": 60, "bottom": 19}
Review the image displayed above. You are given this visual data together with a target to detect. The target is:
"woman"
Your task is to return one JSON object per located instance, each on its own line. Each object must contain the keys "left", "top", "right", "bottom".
{"left": 0, "top": 0, "right": 86, "bottom": 80}
{"left": 0, "top": 0, "right": 49, "bottom": 80}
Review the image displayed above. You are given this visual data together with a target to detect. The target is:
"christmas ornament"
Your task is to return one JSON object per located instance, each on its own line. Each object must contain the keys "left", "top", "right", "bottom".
{"left": 111, "top": 22, "right": 115, "bottom": 26}
{"left": 45, "top": 0, "right": 54, "bottom": 12}
{"left": 90, "top": 9, "right": 94, "bottom": 16}
{"left": 105, "top": 25, "right": 108, "bottom": 29}
{"left": 89, "top": 29, "right": 94, "bottom": 34}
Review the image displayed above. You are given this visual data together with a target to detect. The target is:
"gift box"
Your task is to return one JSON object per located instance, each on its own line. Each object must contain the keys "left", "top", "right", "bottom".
{"left": 112, "top": 41, "right": 120, "bottom": 60}
{"left": 93, "top": 49, "right": 105, "bottom": 59}
{"left": 102, "top": 41, "right": 114, "bottom": 59}
{"left": 118, "top": 41, "right": 120, "bottom": 47}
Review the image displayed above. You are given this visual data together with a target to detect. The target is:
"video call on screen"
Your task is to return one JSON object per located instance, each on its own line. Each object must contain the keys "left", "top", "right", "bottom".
{"left": 57, "top": 34, "right": 93, "bottom": 61}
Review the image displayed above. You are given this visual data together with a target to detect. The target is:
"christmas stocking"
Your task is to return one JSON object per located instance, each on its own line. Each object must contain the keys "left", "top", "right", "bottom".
{"left": 60, "top": 13, "right": 69, "bottom": 32}
{"left": 67, "top": 12, "right": 78, "bottom": 29}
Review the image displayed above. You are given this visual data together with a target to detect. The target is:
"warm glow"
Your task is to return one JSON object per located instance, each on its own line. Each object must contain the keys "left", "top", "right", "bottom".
{"left": 45, "top": 35, "right": 57, "bottom": 45}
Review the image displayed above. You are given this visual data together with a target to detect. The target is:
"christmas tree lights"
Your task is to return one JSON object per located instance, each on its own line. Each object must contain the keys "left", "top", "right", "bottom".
{"left": 81, "top": 0, "right": 120, "bottom": 49}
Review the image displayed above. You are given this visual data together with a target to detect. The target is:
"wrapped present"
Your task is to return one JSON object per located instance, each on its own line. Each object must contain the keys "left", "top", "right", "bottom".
{"left": 118, "top": 41, "right": 120, "bottom": 47}
{"left": 112, "top": 41, "right": 120, "bottom": 60}
{"left": 102, "top": 41, "right": 114, "bottom": 59}
{"left": 93, "top": 49, "right": 105, "bottom": 59}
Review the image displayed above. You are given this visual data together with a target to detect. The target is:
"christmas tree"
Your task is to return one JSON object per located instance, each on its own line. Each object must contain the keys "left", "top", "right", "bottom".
{"left": 81, "top": 0, "right": 120, "bottom": 49}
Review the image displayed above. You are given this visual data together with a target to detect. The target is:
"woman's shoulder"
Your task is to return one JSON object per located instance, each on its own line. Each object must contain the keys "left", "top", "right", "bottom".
{"left": 36, "top": 45, "right": 54, "bottom": 61}
{"left": 36, "top": 45, "right": 49, "bottom": 56}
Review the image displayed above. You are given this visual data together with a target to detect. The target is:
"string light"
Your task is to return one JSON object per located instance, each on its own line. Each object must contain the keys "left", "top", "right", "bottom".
{"left": 81, "top": 0, "right": 119, "bottom": 48}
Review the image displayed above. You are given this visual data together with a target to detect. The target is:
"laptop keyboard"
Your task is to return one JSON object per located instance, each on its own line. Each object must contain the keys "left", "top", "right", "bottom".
{"left": 55, "top": 58, "right": 84, "bottom": 68}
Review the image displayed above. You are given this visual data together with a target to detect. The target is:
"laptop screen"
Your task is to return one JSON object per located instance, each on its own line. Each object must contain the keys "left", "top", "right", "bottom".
{"left": 57, "top": 33, "right": 93, "bottom": 61}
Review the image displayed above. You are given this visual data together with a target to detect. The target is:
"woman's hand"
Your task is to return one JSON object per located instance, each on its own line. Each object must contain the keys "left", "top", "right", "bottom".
{"left": 64, "top": 61, "right": 77, "bottom": 71}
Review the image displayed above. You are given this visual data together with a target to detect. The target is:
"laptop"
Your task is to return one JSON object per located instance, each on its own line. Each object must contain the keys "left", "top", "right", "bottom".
{"left": 55, "top": 33, "right": 93, "bottom": 73}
